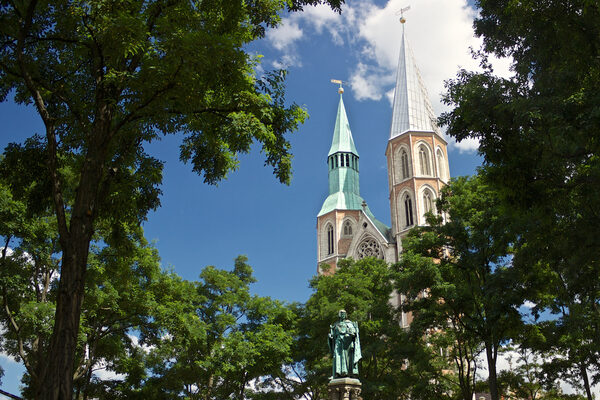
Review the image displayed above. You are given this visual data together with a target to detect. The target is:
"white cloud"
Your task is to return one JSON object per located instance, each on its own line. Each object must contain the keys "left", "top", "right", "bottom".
{"left": 350, "top": 63, "right": 386, "bottom": 101}
{"left": 522, "top": 300, "right": 536, "bottom": 309}
{"left": 0, "top": 351, "right": 17, "bottom": 365}
{"left": 273, "top": 54, "right": 302, "bottom": 69}
{"left": 266, "top": 0, "right": 514, "bottom": 153}
{"left": 93, "top": 365, "right": 125, "bottom": 382}
{"left": 266, "top": 19, "right": 303, "bottom": 51}
{"left": 301, "top": 4, "right": 340, "bottom": 36}
{"left": 453, "top": 137, "right": 480, "bottom": 153}
{"left": 265, "top": 4, "right": 350, "bottom": 68}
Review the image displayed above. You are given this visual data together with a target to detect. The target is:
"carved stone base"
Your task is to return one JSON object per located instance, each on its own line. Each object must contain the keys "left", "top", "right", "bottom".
{"left": 327, "top": 377, "right": 362, "bottom": 400}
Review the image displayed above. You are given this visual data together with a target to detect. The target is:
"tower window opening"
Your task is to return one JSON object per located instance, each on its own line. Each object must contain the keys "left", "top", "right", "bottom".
{"left": 404, "top": 195, "right": 414, "bottom": 227}
{"left": 345, "top": 154, "right": 350, "bottom": 167}
{"left": 419, "top": 145, "right": 431, "bottom": 176}
{"left": 343, "top": 220, "right": 353, "bottom": 236}
{"left": 327, "top": 224, "right": 334, "bottom": 255}
{"left": 335, "top": 155, "right": 338, "bottom": 168}
{"left": 436, "top": 149, "right": 445, "bottom": 180}
{"left": 423, "top": 190, "right": 433, "bottom": 214}
{"left": 401, "top": 149, "right": 409, "bottom": 179}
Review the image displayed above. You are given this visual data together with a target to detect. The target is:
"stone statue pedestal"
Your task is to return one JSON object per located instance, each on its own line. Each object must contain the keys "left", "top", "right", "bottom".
{"left": 327, "top": 377, "right": 362, "bottom": 400}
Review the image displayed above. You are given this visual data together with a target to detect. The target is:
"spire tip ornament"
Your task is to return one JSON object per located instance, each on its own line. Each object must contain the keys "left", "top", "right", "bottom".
{"left": 397, "top": 5, "right": 410, "bottom": 24}
{"left": 330, "top": 79, "right": 345, "bottom": 94}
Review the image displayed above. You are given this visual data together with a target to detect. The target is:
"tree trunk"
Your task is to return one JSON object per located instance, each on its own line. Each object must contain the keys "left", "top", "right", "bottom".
{"left": 580, "top": 363, "right": 593, "bottom": 400}
{"left": 485, "top": 343, "right": 499, "bottom": 400}
{"left": 37, "top": 245, "right": 89, "bottom": 400}
{"left": 38, "top": 123, "right": 110, "bottom": 399}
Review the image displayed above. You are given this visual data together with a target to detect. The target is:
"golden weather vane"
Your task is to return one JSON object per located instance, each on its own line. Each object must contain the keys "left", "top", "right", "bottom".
{"left": 396, "top": 5, "right": 411, "bottom": 24}
{"left": 330, "top": 79, "right": 347, "bottom": 94}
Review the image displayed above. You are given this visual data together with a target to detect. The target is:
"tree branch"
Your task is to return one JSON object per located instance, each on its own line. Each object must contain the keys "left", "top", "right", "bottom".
{"left": 0, "top": 388, "right": 24, "bottom": 400}
{"left": 3, "top": 296, "right": 34, "bottom": 377}
{"left": 14, "top": 0, "right": 70, "bottom": 242}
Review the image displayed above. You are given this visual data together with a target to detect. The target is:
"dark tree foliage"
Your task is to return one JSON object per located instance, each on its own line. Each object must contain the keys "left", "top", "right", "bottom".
{"left": 439, "top": 2, "right": 600, "bottom": 398}
{"left": 398, "top": 175, "right": 523, "bottom": 400}
{"left": 0, "top": 0, "right": 343, "bottom": 398}
{"left": 290, "top": 258, "right": 408, "bottom": 400}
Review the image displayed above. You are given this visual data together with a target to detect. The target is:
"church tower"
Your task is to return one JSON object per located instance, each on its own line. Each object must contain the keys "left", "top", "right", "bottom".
{"left": 386, "top": 20, "right": 450, "bottom": 254}
{"left": 316, "top": 18, "right": 450, "bottom": 277}
{"left": 316, "top": 86, "right": 394, "bottom": 274}
{"left": 315, "top": 16, "right": 450, "bottom": 329}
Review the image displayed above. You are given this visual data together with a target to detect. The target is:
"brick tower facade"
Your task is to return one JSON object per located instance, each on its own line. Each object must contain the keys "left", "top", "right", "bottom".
{"left": 316, "top": 22, "right": 450, "bottom": 315}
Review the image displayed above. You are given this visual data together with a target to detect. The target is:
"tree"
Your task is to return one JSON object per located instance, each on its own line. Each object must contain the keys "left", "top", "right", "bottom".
{"left": 105, "top": 256, "right": 295, "bottom": 400}
{"left": 0, "top": 164, "right": 166, "bottom": 399}
{"left": 0, "top": 0, "right": 343, "bottom": 398}
{"left": 292, "top": 258, "right": 407, "bottom": 400}
{"left": 439, "top": 2, "right": 600, "bottom": 397}
{"left": 398, "top": 175, "right": 523, "bottom": 400}
{"left": 1, "top": 168, "right": 296, "bottom": 399}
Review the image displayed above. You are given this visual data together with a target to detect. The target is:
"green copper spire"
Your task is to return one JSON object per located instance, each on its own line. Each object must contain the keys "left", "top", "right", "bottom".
{"left": 328, "top": 94, "right": 359, "bottom": 157}
{"left": 318, "top": 91, "right": 392, "bottom": 240}
{"left": 319, "top": 93, "right": 361, "bottom": 217}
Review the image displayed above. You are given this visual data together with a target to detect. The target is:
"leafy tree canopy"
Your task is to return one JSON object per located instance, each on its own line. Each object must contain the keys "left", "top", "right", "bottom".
{"left": 398, "top": 175, "right": 523, "bottom": 400}
{"left": 292, "top": 258, "right": 408, "bottom": 400}
{"left": 439, "top": 2, "right": 600, "bottom": 398}
{"left": 0, "top": 1, "right": 344, "bottom": 398}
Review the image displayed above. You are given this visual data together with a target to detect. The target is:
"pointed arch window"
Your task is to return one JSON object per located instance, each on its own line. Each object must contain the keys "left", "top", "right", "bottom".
{"left": 327, "top": 224, "right": 334, "bottom": 255}
{"left": 343, "top": 220, "right": 353, "bottom": 236}
{"left": 421, "top": 188, "right": 436, "bottom": 225}
{"left": 401, "top": 149, "right": 409, "bottom": 179}
{"left": 436, "top": 149, "right": 446, "bottom": 180}
{"left": 419, "top": 144, "right": 431, "bottom": 176}
{"left": 423, "top": 190, "right": 433, "bottom": 214}
{"left": 404, "top": 194, "right": 414, "bottom": 227}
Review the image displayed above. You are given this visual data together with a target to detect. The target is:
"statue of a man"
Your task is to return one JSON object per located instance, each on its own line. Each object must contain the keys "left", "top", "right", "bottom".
{"left": 328, "top": 309, "right": 362, "bottom": 379}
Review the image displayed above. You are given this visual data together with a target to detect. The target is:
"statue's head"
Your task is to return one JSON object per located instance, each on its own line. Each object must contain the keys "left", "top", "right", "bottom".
{"left": 338, "top": 309, "right": 347, "bottom": 320}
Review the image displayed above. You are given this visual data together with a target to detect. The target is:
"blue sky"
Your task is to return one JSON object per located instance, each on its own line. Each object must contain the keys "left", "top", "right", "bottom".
{"left": 0, "top": 0, "right": 514, "bottom": 395}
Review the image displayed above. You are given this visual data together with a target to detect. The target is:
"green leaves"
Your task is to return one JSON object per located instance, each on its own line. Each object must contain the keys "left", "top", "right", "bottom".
{"left": 398, "top": 175, "right": 522, "bottom": 400}
{"left": 128, "top": 256, "right": 296, "bottom": 400}
{"left": 0, "top": 0, "right": 344, "bottom": 397}
{"left": 300, "top": 258, "right": 406, "bottom": 400}
{"left": 440, "top": 2, "right": 600, "bottom": 397}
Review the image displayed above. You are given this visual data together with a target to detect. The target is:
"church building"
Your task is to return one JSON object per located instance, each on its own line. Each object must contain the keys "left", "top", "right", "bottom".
{"left": 316, "top": 20, "right": 450, "bottom": 315}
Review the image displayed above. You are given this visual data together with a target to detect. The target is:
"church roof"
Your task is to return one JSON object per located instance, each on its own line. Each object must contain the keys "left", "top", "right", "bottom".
{"left": 389, "top": 27, "right": 441, "bottom": 139}
{"left": 328, "top": 94, "right": 359, "bottom": 156}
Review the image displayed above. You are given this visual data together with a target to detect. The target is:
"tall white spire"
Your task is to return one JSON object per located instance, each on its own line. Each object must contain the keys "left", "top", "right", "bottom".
{"left": 389, "top": 26, "right": 440, "bottom": 139}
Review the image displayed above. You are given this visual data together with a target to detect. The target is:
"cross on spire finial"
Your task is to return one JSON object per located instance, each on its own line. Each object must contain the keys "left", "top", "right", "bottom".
{"left": 396, "top": 5, "right": 410, "bottom": 24}
{"left": 330, "top": 79, "right": 346, "bottom": 94}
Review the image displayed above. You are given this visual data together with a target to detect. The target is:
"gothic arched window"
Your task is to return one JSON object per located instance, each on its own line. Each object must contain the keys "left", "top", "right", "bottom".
{"left": 401, "top": 149, "right": 409, "bottom": 179}
{"left": 343, "top": 220, "right": 353, "bottom": 236}
{"left": 404, "top": 194, "right": 414, "bottom": 227}
{"left": 421, "top": 188, "right": 436, "bottom": 224}
{"left": 418, "top": 144, "right": 431, "bottom": 176}
{"left": 326, "top": 224, "right": 334, "bottom": 255}
{"left": 423, "top": 190, "right": 433, "bottom": 214}
{"left": 436, "top": 149, "right": 446, "bottom": 180}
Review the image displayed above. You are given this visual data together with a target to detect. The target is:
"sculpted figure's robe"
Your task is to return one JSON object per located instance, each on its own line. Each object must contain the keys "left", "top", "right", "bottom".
{"left": 328, "top": 319, "right": 362, "bottom": 378}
